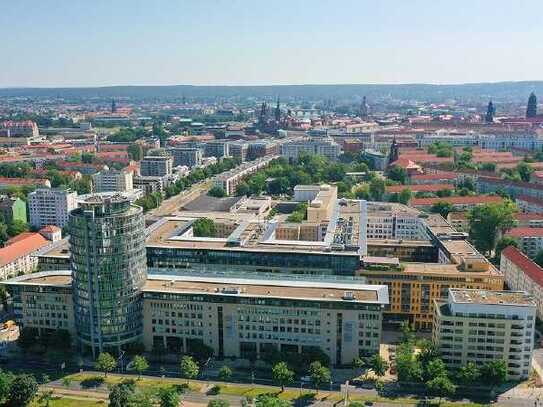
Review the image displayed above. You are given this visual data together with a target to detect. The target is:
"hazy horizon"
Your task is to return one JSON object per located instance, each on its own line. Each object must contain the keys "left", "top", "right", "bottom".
{"left": 2, "top": 0, "right": 542, "bottom": 88}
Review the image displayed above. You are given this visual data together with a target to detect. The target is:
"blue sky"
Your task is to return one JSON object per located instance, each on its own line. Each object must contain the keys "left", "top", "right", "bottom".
{"left": 1, "top": 0, "right": 542, "bottom": 87}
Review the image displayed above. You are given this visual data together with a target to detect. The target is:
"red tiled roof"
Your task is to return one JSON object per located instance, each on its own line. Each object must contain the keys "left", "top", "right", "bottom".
{"left": 506, "top": 227, "right": 543, "bottom": 238}
{"left": 39, "top": 225, "right": 61, "bottom": 233}
{"left": 0, "top": 177, "right": 49, "bottom": 186}
{"left": 386, "top": 184, "right": 454, "bottom": 193}
{"left": 0, "top": 232, "right": 49, "bottom": 267}
{"left": 479, "top": 176, "right": 543, "bottom": 192}
{"left": 515, "top": 213, "right": 543, "bottom": 221}
{"left": 502, "top": 245, "right": 543, "bottom": 287}
{"left": 410, "top": 195, "right": 503, "bottom": 206}
{"left": 411, "top": 172, "right": 457, "bottom": 181}
{"left": 518, "top": 195, "right": 543, "bottom": 206}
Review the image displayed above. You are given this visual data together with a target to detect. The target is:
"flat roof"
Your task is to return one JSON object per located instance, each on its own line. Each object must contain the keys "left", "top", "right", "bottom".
{"left": 450, "top": 289, "right": 536, "bottom": 307}
{"left": 1, "top": 270, "right": 72, "bottom": 287}
{"left": 144, "top": 274, "right": 388, "bottom": 305}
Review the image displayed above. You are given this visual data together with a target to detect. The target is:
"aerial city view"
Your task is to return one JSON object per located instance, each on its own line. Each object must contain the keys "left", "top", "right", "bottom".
{"left": 1, "top": 1, "right": 543, "bottom": 406}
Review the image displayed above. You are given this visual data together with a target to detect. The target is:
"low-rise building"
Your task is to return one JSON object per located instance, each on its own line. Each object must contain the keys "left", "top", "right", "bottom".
{"left": 410, "top": 195, "right": 502, "bottom": 211}
{"left": 0, "top": 232, "right": 51, "bottom": 280}
{"left": 433, "top": 288, "right": 535, "bottom": 380}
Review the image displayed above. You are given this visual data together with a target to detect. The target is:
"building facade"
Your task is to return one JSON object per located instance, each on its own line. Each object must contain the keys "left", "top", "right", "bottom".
{"left": 28, "top": 188, "right": 78, "bottom": 229}
{"left": 140, "top": 155, "right": 173, "bottom": 177}
{"left": 433, "top": 289, "right": 536, "bottom": 380}
{"left": 170, "top": 147, "right": 203, "bottom": 168}
{"left": 69, "top": 194, "right": 147, "bottom": 355}
{"left": 93, "top": 168, "right": 134, "bottom": 193}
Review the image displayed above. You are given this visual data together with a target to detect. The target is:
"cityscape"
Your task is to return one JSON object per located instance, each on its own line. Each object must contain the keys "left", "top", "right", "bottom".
{"left": 2, "top": 2, "right": 543, "bottom": 407}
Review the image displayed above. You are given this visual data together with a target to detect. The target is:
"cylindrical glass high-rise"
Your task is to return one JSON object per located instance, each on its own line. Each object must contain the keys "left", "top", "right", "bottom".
{"left": 69, "top": 193, "right": 147, "bottom": 356}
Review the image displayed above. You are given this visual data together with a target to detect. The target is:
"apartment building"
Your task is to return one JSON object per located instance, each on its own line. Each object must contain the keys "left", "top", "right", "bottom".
{"left": 140, "top": 155, "right": 173, "bottom": 177}
{"left": 517, "top": 195, "right": 543, "bottom": 213}
{"left": 28, "top": 188, "right": 78, "bottom": 229}
{"left": 170, "top": 147, "right": 203, "bottom": 168}
{"left": 213, "top": 156, "right": 274, "bottom": 195}
{"left": 204, "top": 141, "right": 229, "bottom": 158}
{"left": 433, "top": 289, "right": 536, "bottom": 380}
{"left": 228, "top": 142, "right": 248, "bottom": 162}
{"left": 501, "top": 246, "right": 543, "bottom": 320}
{"left": 410, "top": 195, "right": 503, "bottom": 211}
{"left": 92, "top": 167, "right": 133, "bottom": 193}
{"left": 505, "top": 227, "right": 543, "bottom": 258}
{"left": 281, "top": 138, "right": 342, "bottom": 162}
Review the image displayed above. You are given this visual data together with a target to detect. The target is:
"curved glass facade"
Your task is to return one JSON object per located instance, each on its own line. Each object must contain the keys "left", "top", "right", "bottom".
{"left": 69, "top": 195, "right": 147, "bottom": 355}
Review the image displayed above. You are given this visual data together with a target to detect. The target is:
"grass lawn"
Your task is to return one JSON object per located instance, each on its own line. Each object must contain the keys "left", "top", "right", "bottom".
{"left": 65, "top": 372, "right": 201, "bottom": 392}
{"left": 30, "top": 397, "right": 106, "bottom": 407}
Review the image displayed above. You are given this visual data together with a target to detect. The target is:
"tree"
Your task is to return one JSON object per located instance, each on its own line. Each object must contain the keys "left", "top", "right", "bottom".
{"left": 7, "top": 220, "right": 29, "bottom": 237}
{"left": 218, "top": 365, "right": 232, "bottom": 382}
{"left": 480, "top": 360, "right": 507, "bottom": 387}
{"left": 430, "top": 201, "right": 453, "bottom": 218}
{"left": 517, "top": 162, "right": 534, "bottom": 182}
{"left": 208, "top": 400, "right": 230, "bottom": 407}
{"left": 81, "top": 152, "right": 95, "bottom": 164}
{"left": 468, "top": 200, "right": 518, "bottom": 256}
{"left": 426, "top": 375, "right": 456, "bottom": 405}
{"left": 0, "top": 370, "right": 14, "bottom": 402}
{"left": 368, "top": 354, "right": 388, "bottom": 377}
{"left": 494, "top": 236, "right": 518, "bottom": 261}
{"left": 308, "top": 361, "right": 331, "bottom": 393}
{"left": 38, "top": 389, "right": 54, "bottom": 407}
{"left": 179, "top": 355, "right": 199, "bottom": 382}
{"left": 398, "top": 188, "right": 412, "bottom": 205}
{"left": 96, "top": 352, "right": 117, "bottom": 377}
{"left": 208, "top": 186, "right": 227, "bottom": 198}
{"left": 132, "top": 355, "right": 149, "bottom": 379}
{"left": 127, "top": 144, "right": 144, "bottom": 161}
{"left": 424, "top": 358, "right": 447, "bottom": 382}
{"left": 192, "top": 218, "right": 216, "bottom": 237}
{"left": 485, "top": 100, "right": 495, "bottom": 123}
{"left": 527, "top": 92, "right": 538, "bottom": 118}
{"left": 387, "top": 166, "right": 407, "bottom": 184}
{"left": 6, "top": 374, "right": 38, "bottom": 407}
{"left": 109, "top": 383, "right": 134, "bottom": 407}
{"left": 456, "top": 362, "right": 480, "bottom": 386}
{"left": 369, "top": 178, "right": 385, "bottom": 201}
{"left": 535, "top": 250, "right": 543, "bottom": 268}
{"left": 236, "top": 182, "right": 251, "bottom": 197}
{"left": 255, "top": 394, "right": 291, "bottom": 407}
{"left": 159, "top": 387, "right": 181, "bottom": 407}
{"left": 272, "top": 362, "right": 295, "bottom": 392}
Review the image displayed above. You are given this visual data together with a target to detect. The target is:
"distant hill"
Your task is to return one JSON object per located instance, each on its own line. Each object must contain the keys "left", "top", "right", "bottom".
{"left": 1, "top": 81, "right": 542, "bottom": 102}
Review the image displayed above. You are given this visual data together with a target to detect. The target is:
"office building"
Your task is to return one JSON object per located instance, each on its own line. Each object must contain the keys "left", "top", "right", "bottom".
{"left": 433, "top": 289, "right": 535, "bottom": 380}
{"left": 69, "top": 193, "right": 147, "bottom": 355}
{"left": 501, "top": 246, "right": 543, "bottom": 320}
{"left": 28, "top": 188, "right": 78, "bottom": 229}
{"left": 170, "top": 147, "right": 203, "bottom": 168}
{"left": 92, "top": 167, "right": 133, "bottom": 193}
{"left": 3, "top": 271, "right": 387, "bottom": 365}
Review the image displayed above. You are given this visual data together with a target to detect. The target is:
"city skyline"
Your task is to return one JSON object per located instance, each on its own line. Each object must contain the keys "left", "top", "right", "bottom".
{"left": 1, "top": 0, "right": 542, "bottom": 87}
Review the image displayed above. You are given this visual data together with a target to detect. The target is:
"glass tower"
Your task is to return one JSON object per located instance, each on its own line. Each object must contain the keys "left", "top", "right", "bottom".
{"left": 69, "top": 194, "right": 147, "bottom": 356}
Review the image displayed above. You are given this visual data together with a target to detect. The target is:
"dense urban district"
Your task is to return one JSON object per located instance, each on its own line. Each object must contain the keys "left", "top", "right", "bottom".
{"left": 1, "top": 87, "right": 543, "bottom": 406}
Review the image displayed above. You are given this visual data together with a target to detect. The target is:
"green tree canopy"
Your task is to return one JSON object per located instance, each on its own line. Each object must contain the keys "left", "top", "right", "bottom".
{"left": 368, "top": 354, "right": 388, "bottom": 377}
{"left": 132, "top": 355, "right": 149, "bottom": 379}
{"left": 179, "top": 355, "right": 199, "bottom": 381}
{"left": 218, "top": 365, "right": 232, "bottom": 382}
{"left": 387, "top": 166, "right": 408, "bottom": 184}
{"left": 272, "top": 362, "right": 295, "bottom": 391}
{"left": 468, "top": 200, "right": 518, "bottom": 256}
{"left": 96, "top": 352, "right": 117, "bottom": 377}
{"left": 192, "top": 218, "right": 216, "bottom": 237}
{"left": 6, "top": 374, "right": 38, "bottom": 407}
{"left": 208, "top": 186, "right": 227, "bottom": 198}
{"left": 430, "top": 201, "right": 453, "bottom": 218}
{"left": 456, "top": 362, "right": 480, "bottom": 386}
{"left": 308, "top": 361, "right": 331, "bottom": 392}
{"left": 480, "top": 360, "right": 507, "bottom": 387}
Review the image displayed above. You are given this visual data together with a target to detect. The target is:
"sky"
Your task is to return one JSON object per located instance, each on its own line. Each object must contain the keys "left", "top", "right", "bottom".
{"left": 1, "top": 0, "right": 542, "bottom": 87}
